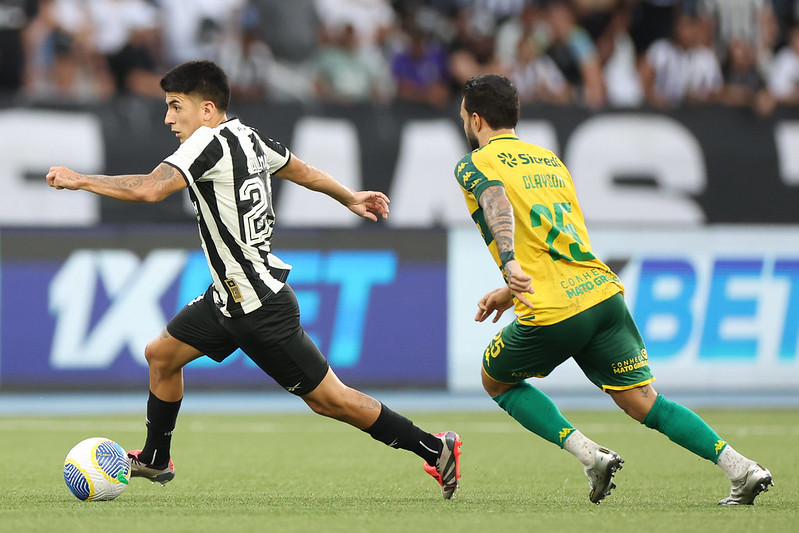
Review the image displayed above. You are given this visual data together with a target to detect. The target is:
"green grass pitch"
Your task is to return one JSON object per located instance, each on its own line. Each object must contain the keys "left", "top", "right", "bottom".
{"left": 0, "top": 408, "right": 796, "bottom": 533}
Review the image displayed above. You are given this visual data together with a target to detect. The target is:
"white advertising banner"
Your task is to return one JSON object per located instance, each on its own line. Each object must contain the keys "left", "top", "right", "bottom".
{"left": 0, "top": 109, "right": 103, "bottom": 226}
{"left": 448, "top": 226, "right": 799, "bottom": 393}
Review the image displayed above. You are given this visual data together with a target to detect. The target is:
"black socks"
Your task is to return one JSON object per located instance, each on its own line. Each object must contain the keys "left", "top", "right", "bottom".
{"left": 363, "top": 403, "right": 443, "bottom": 465}
{"left": 140, "top": 391, "right": 181, "bottom": 469}
{"left": 141, "top": 396, "right": 443, "bottom": 469}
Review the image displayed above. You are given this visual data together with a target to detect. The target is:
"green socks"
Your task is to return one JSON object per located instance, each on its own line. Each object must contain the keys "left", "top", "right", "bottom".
{"left": 642, "top": 394, "right": 727, "bottom": 463}
{"left": 493, "top": 383, "right": 729, "bottom": 465}
{"left": 492, "top": 381, "right": 576, "bottom": 447}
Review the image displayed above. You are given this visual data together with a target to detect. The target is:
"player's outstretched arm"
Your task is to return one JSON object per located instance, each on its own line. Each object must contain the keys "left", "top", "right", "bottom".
{"left": 46, "top": 163, "right": 186, "bottom": 203}
{"left": 274, "top": 156, "right": 389, "bottom": 221}
{"left": 479, "top": 184, "right": 534, "bottom": 309}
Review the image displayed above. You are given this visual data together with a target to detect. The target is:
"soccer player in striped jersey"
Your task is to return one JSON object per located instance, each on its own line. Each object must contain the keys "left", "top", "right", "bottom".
{"left": 47, "top": 60, "right": 461, "bottom": 499}
{"left": 455, "top": 74, "right": 772, "bottom": 505}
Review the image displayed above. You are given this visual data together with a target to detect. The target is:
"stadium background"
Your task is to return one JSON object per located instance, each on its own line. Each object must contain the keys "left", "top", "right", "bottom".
{"left": 1, "top": 0, "right": 799, "bottom": 410}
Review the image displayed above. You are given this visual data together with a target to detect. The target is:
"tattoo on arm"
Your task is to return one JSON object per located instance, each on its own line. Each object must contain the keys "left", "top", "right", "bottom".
{"left": 82, "top": 164, "right": 183, "bottom": 201}
{"left": 152, "top": 164, "right": 180, "bottom": 191}
{"left": 84, "top": 174, "right": 145, "bottom": 191}
{"left": 87, "top": 165, "right": 178, "bottom": 191}
{"left": 115, "top": 176, "right": 145, "bottom": 191}
{"left": 479, "top": 186, "right": 515, "bottom": 255}
{"left": 356, "top": 392, "right": 381, "bottom": 410}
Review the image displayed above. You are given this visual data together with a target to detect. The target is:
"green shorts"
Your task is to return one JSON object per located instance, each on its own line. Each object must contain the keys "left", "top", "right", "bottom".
{"left": 482, "top": 293, "right": 655, "bottom": 391}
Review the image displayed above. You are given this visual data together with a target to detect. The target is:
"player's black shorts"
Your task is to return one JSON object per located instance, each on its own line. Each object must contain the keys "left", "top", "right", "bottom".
{"left": 166, "top": 284, "right": 329, "bottom": 396}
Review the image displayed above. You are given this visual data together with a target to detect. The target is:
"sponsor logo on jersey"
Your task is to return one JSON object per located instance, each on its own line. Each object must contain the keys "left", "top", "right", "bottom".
{"left": 498, "top": 152, "right": 518, "bottom": 167}
{"left": 611, "top": 349, "right": 649, "bottom": 374}
{"left": 498, "top": 152, "right": 562, "bottom": 169}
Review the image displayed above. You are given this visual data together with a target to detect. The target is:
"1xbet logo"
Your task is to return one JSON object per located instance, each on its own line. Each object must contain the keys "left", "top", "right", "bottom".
{"left": 48, "top": 249, "right": 398, "bottom": 370}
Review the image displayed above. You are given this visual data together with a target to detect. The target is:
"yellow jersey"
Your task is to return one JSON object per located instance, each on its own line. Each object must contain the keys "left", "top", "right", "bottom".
{"left": 455, "top": 134, "right": 623, "bottom": 325}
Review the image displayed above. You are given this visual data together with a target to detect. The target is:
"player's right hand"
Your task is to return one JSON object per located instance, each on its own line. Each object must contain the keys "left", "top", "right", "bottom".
{"left": 46, "top": 166, "right": 82, "bottom": 190}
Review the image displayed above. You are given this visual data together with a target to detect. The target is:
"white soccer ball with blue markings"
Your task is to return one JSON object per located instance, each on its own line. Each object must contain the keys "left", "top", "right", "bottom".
{"left": 63, "top": 437, "right": 130, "bottom": 501}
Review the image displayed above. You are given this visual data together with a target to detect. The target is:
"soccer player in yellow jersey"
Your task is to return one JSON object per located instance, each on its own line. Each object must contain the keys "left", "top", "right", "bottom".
{"left": 455, "top": 74, "right": 773, "bottom": 505}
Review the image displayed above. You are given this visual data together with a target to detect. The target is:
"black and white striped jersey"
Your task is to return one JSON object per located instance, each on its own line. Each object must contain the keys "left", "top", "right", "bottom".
{"left": 164, "top": 118, "right": 292, "bottom": 317}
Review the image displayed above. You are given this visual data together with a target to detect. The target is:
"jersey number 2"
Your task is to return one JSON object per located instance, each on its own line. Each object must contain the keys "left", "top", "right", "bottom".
{"left": 238, "top": 175, "right": 270, "bottom": 244}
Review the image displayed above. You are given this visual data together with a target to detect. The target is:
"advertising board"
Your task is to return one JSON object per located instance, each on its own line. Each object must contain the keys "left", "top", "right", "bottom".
{"left": 0, "top": 227, "right": 447, "bottom": 390}
{"left": 448, "top": 226, "right": 799, "bottom": 393}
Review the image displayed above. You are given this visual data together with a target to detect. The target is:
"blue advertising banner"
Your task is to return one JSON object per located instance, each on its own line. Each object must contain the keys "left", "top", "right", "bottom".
{"left": 0, "top": 227, "right": 446, "bottom": 390}
{"left": 448, "top": 226, "right": 799, "bottom": 393}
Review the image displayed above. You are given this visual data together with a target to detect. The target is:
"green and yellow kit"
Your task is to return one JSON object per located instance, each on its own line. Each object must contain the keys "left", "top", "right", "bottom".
{"left": 455, "top": 134, "right": 623, "bottom": 326}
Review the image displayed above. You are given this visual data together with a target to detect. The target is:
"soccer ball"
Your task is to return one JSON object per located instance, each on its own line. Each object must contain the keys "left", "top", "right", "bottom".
{"left": 63, "top": 437, "right": 131, "bottom": 501}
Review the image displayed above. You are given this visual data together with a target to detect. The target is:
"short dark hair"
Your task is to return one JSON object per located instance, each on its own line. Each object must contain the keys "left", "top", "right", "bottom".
{"left": 462, "top": 75, "right": 519, "bottom": 129}
{"left": 160, "top": 60, "right": 231, "bottom": 111}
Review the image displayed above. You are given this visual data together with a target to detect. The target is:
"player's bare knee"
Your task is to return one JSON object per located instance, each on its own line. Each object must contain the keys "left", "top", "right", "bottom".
{"left": 143, "top": 341, "right": 159, "bottom": 367}
{"left": 618, "top": 403, "right": 645, "bottom": 422}
{"left": 481, "top": 370, "right": 513, "bottom": 397}
{"left": 482, "top": 380, "right": 503, "bottom": 397}
{"left": 144, "top": 341, "right": 175, "bottom": 373}
{"left": 306, "top": 392, "right": 349, "bottom": 420}
{"left": 609, "top": 386, "right": 656, "bottom": 422}
{"left": 306, "top": 399, "right": 332, "bottom": 417}
{"left": 630, "top": 398, "right": 656, "bottom": 422}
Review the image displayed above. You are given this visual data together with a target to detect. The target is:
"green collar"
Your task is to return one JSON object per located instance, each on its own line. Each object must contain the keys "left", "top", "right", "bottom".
{"left": 486, "top": 134, "right": 519, "bottom": 145}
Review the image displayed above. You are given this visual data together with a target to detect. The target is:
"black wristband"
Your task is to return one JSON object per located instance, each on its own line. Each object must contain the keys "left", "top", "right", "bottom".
{"left": 499, "top": 251, "right": 515, "bottom": 269}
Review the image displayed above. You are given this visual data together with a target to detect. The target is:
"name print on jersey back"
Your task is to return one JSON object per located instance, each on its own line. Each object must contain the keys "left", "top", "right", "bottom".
{"left": 522, "top": 173, "right": 566, "bottom": 190}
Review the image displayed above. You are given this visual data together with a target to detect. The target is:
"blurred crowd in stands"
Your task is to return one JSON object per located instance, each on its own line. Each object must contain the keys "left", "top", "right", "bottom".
{"left": 1, "top": 0, "right": 799, "bottom": 115}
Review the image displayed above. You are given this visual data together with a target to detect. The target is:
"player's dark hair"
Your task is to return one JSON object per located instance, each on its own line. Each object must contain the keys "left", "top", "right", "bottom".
{"left": 160, "top": 60, "right": 231, "bottom": 111}
{"left": 462, "top": 75, "right": 519, "bottom": 129}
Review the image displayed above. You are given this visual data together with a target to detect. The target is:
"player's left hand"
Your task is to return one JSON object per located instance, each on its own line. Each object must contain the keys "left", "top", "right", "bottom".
{"left": 46, "top": 166, "right": 83, "bottom": 190}
{"left": 347, "top": 190, "right": 390, "bottom": 221}
{"left": 503, "top": 260, "right": 534, "bottom": 310}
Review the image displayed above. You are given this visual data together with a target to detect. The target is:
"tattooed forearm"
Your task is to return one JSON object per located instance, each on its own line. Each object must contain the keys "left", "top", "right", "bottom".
{"left": 86, "top": 164, "right": 175, "bottom": 191}
{"left": 79, "top": 163, "right": 182, "bottom": 202}
{"left": 84, "top": 174, "right": 146, "bottom": 191}
{"left": 479, "top": 185, "right": 515, "bottom": 255}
